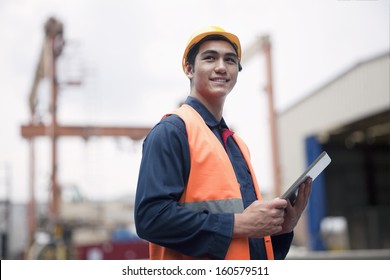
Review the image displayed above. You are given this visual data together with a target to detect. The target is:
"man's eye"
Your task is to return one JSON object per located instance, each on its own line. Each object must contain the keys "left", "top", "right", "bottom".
{"left": 226, "top": 57, "right": 237, "bottom": 64}
{"left": 204, "top": 56, "right": 215, "bottom": 61}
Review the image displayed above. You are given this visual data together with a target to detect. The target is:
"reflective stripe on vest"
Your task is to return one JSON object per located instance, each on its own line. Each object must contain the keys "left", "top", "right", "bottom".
{"left": 179, "top": 198, "right": 244, "bottom": 213}
{"left": 150, "top": 104, "right": 274, "bottom": 260}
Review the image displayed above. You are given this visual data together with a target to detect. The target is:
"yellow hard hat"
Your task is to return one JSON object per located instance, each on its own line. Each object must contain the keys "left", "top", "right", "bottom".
{"left": 182, "top": 26, "right": 241, "bottom": 72}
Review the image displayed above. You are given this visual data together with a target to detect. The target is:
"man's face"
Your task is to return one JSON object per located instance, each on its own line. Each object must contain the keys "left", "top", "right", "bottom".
{"left": 185, "top": 40, "right": 239, "bottom": 102}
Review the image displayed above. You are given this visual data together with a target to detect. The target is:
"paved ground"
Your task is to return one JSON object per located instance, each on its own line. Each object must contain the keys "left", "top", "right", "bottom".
{"left": 286, "top": 248, "right": 390, "bottom": 260}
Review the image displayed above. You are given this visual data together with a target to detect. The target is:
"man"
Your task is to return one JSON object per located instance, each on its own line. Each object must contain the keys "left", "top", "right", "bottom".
{"left": 134, "top": 26, "right": 312, "bottom": 260}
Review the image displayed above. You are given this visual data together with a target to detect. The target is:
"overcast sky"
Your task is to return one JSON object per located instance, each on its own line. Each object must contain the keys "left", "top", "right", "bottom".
{"left": 0, "top": 0, "right": 388, "bottom": 203}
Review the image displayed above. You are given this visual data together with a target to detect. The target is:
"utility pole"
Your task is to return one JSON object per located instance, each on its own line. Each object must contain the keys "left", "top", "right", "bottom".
{"left": 241, "top": 35, "right": 282, "bottom": 197}
{"left": 260, "top": 35, "right": 282, "bottom": 198}
{"left": 22, "top": 17, "right": 151, "bottom": 245}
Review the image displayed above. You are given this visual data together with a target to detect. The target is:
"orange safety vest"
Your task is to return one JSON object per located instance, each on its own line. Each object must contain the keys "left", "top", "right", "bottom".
{"left": 149, "top": 104, "right": 274, "bottom": 260}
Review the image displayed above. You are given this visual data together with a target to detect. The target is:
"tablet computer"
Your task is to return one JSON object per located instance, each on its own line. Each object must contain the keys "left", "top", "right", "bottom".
{"left": 281, "top": 151, "right": 331, "bottom": 204}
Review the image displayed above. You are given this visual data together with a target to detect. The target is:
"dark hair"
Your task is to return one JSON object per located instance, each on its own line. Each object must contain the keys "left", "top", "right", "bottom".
{"left": 186, "top": 35, "right": 242, "bottom": 71}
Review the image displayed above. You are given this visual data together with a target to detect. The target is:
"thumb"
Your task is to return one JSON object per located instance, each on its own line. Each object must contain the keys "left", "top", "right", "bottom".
{"left": 273, "top": 197, "right": 288, "bottom": 209}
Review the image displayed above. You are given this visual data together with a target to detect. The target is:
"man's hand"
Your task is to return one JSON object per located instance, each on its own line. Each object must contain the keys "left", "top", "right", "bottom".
{"left": 233, "top": 198, "right": 287, "bottom": 238}
{"left": 278, "top": 177, "right": 312, "bottom": 235}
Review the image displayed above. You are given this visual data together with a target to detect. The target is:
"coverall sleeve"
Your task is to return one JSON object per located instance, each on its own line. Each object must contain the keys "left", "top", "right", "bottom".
{"left": 134, "top": 116, "right": 233, "bottom": 259}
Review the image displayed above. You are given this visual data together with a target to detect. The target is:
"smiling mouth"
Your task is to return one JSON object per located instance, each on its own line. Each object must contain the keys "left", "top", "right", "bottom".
{"left": 210, "top": 78, "right": 229, "bottom": 83}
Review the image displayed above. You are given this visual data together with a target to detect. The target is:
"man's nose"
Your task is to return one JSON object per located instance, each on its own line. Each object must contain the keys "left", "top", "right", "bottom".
{"left": 214, "top": 58, "right": 227, "bottom": 73}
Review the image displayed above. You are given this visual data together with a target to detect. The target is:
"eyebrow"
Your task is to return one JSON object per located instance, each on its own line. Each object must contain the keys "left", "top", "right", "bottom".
{"left": 200, "top": 49, "right": 238, "bottom": 58}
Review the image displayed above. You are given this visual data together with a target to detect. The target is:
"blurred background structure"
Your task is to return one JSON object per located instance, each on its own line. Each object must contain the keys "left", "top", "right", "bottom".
{"left": 279, "top": 52, "right": 390, "bottom": 259}
{"left": 0, "top": 0, "right": 389, "bottom": 260}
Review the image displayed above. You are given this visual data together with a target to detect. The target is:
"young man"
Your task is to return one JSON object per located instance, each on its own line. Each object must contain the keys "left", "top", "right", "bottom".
{"left": 134, "top": 26, "right": 312, "bottom": 260}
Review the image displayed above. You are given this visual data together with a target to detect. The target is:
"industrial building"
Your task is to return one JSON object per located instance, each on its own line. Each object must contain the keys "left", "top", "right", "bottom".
{"left": 278, "top": 52, "right": 390, "bottom": 254}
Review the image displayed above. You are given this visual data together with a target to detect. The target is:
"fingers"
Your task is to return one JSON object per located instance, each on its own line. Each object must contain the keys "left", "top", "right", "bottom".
{"left": 285, "top": 197, "right": 293, "bottom": 212}
{"left": 298, "top": 177, "right": 312, "bottom": 198}
{"left": 271, "top": 197, "right": 288, "bottom": 209}
{"left": 304, "top": 177, "right": 313, "bottom": 197}
{"left": 243, "top": 200, "right": 287, "bottom": 237}
{"left": 276, "top": 179, "right": 313, "bottom": 233}
{"left": 272, "top": 214, "right": 285, "bottom": 234}
{"left": 270, "top": 205, "right": 285, "bottom": 232}
{"left": 274, "top": 216, "right": 285, "bottom": 226}
{"left": 291, "top": 177, "right": 312, "bottom": 212}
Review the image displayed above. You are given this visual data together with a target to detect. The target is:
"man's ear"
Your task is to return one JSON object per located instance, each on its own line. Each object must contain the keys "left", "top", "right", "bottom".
{"left": 184, "top": 64, "right": 193, "bottom": 79}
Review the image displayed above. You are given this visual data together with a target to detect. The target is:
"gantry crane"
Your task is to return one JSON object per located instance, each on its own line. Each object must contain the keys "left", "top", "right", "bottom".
{"left": 20, "top": 17, "right": 151, "bottom": 247}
